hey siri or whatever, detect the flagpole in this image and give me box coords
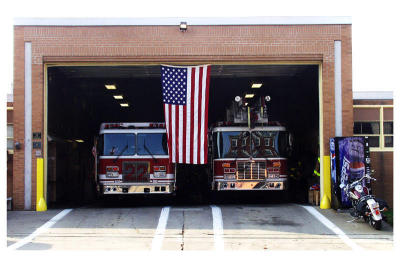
[161,64,211,69]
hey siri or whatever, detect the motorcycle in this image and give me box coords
[340,173,388,230]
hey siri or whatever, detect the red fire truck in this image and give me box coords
[209,96,292,191]
[94,122,175,195]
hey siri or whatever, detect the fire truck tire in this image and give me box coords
[280,190,290,203]
[98,195,113,207]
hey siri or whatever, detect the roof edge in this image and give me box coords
[353,91,393,100]
[14,16,352,26]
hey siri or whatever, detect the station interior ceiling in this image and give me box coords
[47,64,320,205]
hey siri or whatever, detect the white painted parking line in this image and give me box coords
[210,205,224,251]
[171,208,204,212]
[151,206,170,251]
[8,208,73,250]
[301,205,363,251]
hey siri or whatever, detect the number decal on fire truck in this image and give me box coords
[136,163,149,181]
[122,161,150,182]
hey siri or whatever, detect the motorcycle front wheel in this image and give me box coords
[369,217,382,230]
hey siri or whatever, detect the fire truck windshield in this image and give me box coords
[101,133,168,156]
[213,130,290,158]
[137,133,168,155]
[103,133,136,156]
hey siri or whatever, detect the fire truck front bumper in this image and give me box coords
[213,178,287,191]
[101,183,175,194]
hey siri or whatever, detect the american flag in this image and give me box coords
[161,64,211,164]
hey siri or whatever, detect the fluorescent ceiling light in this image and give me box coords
[113,95,123,99]
[120,103,129,107]
[75,139,84,143]
[251,83,263,88]
[105,84,117,90]
[245,94,254,98]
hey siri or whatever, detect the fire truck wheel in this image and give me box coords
[281,190,290,203]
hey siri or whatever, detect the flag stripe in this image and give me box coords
[204,66,211,163]
[175,105,179,163]
[197,67,204,164]
[182,105,187,164]
[190,67,196,164]
[193,67,200,164]
[200,66,207,164]
[186,68,192,164]
[171,105,176,163]
[178,105,183,163]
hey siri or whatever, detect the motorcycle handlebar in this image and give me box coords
[341,174,376,190]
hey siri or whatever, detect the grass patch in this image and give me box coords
[383,209,393,226]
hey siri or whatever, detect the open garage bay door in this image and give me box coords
[46,64,320,206]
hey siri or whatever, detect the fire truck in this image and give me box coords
[94,122,175,195]
[209,96,293,191]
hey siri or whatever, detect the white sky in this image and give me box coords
[0,0,399,94]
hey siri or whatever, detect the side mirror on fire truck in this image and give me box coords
[288,133,293,147]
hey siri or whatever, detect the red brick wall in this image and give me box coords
[352,98,393,208]
[13,26,25,210]
[353,99,393,105]
[370,151,393,208]
[13,24,352,209]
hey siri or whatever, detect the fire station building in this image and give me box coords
[12,17,384,210]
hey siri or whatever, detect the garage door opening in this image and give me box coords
[46,64,320,206]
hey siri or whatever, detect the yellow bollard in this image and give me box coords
[320,156,331,209]
[36,158,47,211]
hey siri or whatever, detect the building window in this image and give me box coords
[7,124,13,152]
[384,121,393,147]
[353,121,380,147]
[353,105,393,151]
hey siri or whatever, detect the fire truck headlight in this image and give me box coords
[154,171,166,178]
[224,174,236,180]
[106,166,119,178]
[106,171,119,178]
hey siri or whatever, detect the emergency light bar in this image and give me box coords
[100,122,166,130]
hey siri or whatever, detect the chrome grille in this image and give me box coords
[236,161,266,180]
